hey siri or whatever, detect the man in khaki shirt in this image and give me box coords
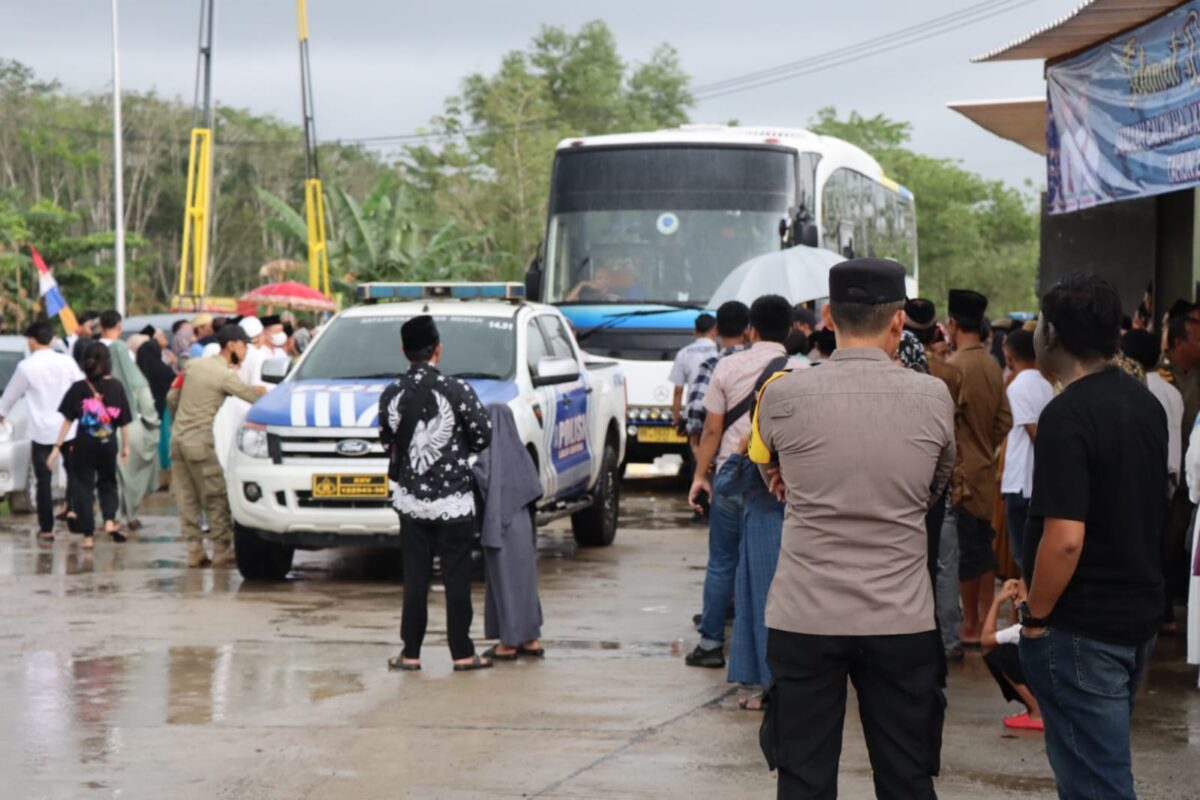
[755,259,954,799]
[946,289,1012,646]
[167,325,265,568]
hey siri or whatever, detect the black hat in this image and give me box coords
[140,324,157,337]
[829,258,906,305]
[217,323,251,346]
[401,315,440,353]
[260,314,282,328]
[904,298,937,330]
[948,289,988,321]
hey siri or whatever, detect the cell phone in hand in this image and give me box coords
[694,489,711,517]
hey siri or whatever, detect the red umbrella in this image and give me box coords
[240,281,336,312]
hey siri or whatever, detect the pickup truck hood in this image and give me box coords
[245,378,520,429]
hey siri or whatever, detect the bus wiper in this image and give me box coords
[576,308,681,343]
[451,372,506,380]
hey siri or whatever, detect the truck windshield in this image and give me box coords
[545,146,797,305]
[292,315,517,382]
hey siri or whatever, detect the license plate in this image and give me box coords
[312,474,389,499]
[637,426,687,444]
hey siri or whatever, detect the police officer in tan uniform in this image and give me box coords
[752,259,955,799]
[166,324,264,568]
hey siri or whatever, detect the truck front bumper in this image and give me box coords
[226,449,399,541]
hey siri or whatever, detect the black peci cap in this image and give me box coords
[217,323,251,346]
[829,258,907,305]
[260,314,282,328]
[904,298,937,330]
[948,289,988,321]
[401,315,440,353]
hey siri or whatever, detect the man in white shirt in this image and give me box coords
[260,315,289,360]
[0,321,83,539]
[1124,330,1185,492]
[1001,328,1054,570]
[669,313,717,430]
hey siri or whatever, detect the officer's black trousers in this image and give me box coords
[398,515,476,661]
[762,628,943,800]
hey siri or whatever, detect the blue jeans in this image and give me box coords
[935,506,961,652]
[1004,493,1030,572]
[1020,628,1156,800]
[699,457,745,649]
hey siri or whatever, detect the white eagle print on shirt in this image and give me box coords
[386,388,455,475]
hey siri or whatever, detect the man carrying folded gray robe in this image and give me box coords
[474,404,546,661]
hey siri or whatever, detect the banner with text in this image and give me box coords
[1047,1,1200,214]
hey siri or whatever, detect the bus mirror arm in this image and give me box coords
[525,256,544,302]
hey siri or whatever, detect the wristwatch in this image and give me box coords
[1017,601,1050,628]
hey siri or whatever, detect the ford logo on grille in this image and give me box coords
[335,439,372,457]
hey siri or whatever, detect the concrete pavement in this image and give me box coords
[0,484,1197,799]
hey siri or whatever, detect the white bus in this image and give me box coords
[525,124,918,465]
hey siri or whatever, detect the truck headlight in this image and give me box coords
[237,425,269,459]
[0,421,12,444]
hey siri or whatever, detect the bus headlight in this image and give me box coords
[237,425,269,459]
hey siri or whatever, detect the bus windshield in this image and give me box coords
[545,146,797,305]
[293,315,517,382]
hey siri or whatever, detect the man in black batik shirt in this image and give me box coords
[378,315,493,672]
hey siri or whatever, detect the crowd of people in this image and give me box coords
[669,263,1199,799]
[0,309,312,560]
[4,266,1200,796]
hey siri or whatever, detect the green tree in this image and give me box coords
[259,175,493,290]
[405,21,693,279]
[809,107,1040,315]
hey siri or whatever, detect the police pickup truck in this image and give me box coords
[226,283,628,580]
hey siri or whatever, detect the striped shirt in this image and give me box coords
[684,344,750,437]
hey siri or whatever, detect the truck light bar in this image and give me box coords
[355,282,526,302]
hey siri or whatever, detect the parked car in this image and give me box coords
[0,335,33,512]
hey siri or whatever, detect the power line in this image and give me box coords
[693,0,1038,101]
[692,0,1028,96]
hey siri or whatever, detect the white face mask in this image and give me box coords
[270,332,287,347]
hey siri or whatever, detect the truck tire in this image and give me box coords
[234,523,294,581]
[7,471,34,514]
[571,441,620,547]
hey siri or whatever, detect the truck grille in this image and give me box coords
[267,432,387,465]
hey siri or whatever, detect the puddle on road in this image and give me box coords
[4,642,372,766]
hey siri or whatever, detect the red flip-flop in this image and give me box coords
[1003,712,1044,731]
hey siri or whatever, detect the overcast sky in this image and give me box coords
[2,0,1080,192]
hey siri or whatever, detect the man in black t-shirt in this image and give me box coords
[1020,273,1166,800]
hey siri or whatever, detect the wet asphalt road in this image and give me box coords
[1,482,1198,799]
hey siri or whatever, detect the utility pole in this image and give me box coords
[179,0,216,307]
[111,0,126,315]
[297,0,330,296]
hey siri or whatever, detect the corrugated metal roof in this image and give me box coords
[973,0,1186,63]
[947,98,1049,155]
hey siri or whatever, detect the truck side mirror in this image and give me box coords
[531,356,579,387]
[525,257,544,302]
[261,357,291,385]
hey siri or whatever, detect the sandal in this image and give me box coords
[1003,712,1044,731]
[516,644,546,658]
[482,646,518,662]
[387,655,421,672]
[738,693,768,712]
[452,655,494,672]
[127,519,143,531]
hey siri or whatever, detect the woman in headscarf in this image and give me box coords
[100,328,160,532]
[136,333,177,473]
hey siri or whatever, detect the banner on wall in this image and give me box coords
[1048,1,1200,214]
